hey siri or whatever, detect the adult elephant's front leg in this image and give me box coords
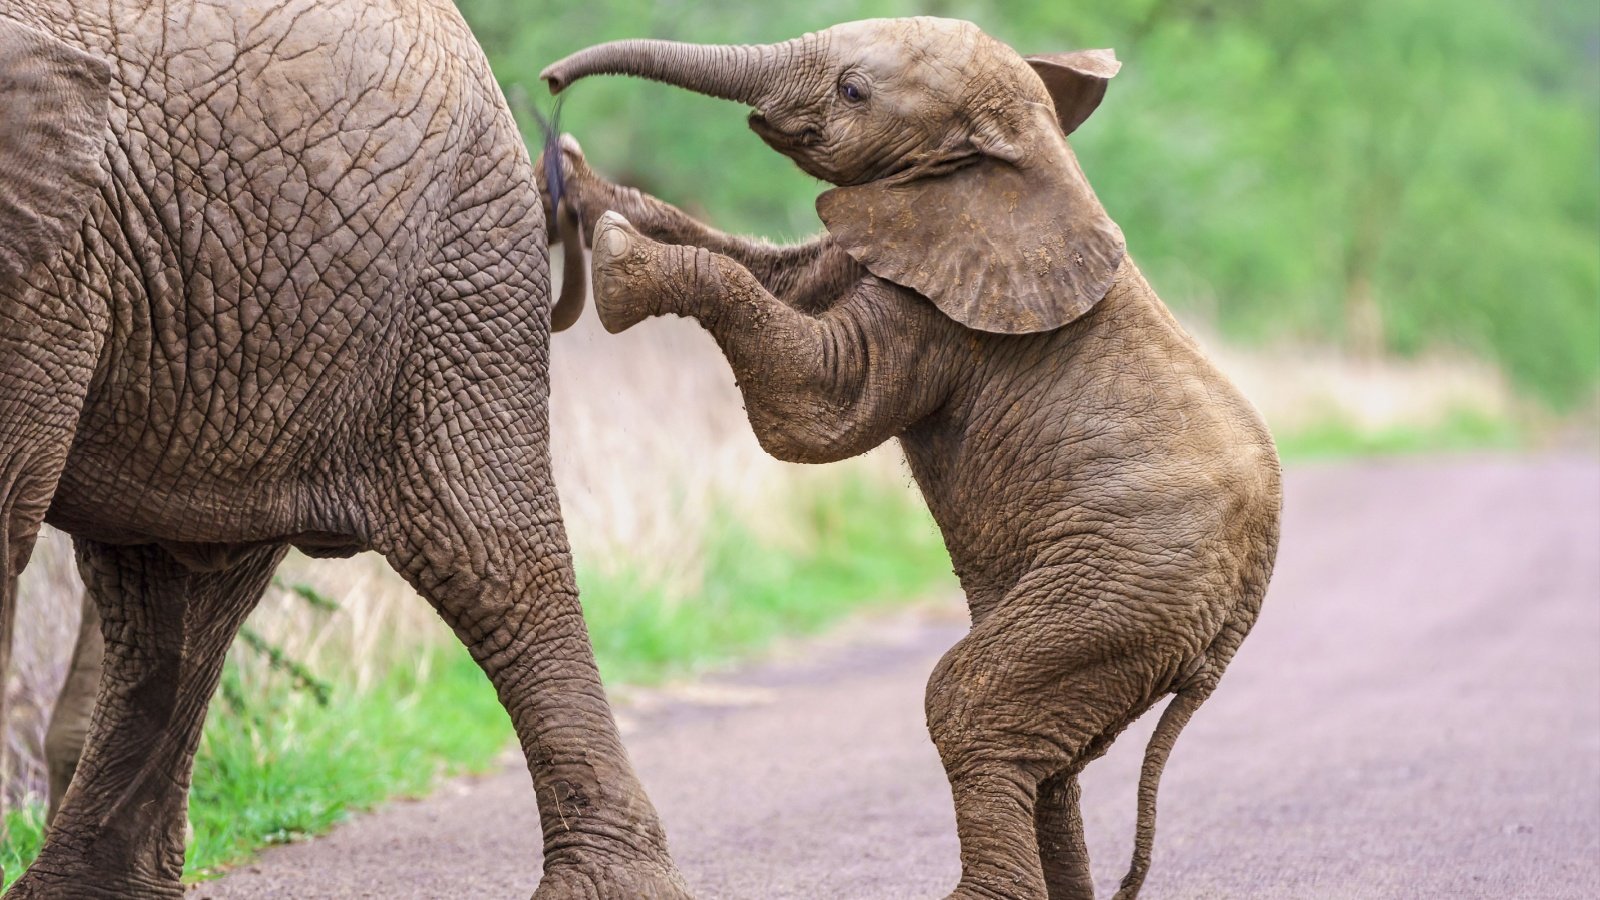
[375,450,686,899]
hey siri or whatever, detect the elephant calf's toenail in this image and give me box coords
[600,227,631,260]
[596,214,633,260]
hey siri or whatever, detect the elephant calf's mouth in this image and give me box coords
[747,112,822,149]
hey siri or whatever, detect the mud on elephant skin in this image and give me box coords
[0,2,685,897]
[543,16,1282,900]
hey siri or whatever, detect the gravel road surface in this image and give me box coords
[199,457,1600,899]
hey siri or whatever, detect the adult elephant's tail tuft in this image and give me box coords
[1111,676,1219,900]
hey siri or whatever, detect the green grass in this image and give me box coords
[1274,408,1526,461]
[582,475,954,685]
[183,644,513,879]
[0,806,46,889]
[1,643,513,889]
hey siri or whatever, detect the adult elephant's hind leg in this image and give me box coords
[377,461,686,900]
[1036,772,1096,900]
[10,541,285,898]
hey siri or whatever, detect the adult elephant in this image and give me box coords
[0,1,684,897]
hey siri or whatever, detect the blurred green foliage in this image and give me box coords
[0,805,45,889]
[1274,406,1524,460]
[460,0,1599,408]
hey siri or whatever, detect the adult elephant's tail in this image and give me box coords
[549,198,588,332]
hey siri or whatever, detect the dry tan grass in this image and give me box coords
[548,306,909,595]
[1203,332,1514,436]
[4,528,81,805]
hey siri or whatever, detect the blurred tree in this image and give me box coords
[459,0,1600,408]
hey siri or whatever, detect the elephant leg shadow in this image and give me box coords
[44,592,103,829]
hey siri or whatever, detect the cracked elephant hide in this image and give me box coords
[0,1,686,898]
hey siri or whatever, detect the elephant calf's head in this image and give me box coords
[542,17,1126,334]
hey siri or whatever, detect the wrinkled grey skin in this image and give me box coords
[541,17,1281,900]
[0,2,686,897]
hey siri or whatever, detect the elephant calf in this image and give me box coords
[540,17,1282,900]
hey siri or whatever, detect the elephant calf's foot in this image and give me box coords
[943,881,1041,900]
[591,211,710,333]
[591,211,659,332]
[534,855,693,900]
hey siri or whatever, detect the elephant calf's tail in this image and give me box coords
[1111,675,1219,900]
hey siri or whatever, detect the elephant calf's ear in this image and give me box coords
[817,103,1124,335]
[0,19,112,283]
[1025,49,1119,135]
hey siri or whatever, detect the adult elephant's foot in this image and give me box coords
[534,855,693,900]
[4,864,184,900]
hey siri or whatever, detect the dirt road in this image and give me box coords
[199,457,1600,899]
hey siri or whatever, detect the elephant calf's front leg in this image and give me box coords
[590,212,949,464]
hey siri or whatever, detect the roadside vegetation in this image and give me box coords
[4,0,1595,888]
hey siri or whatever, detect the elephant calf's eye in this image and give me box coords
[840,80,866,103]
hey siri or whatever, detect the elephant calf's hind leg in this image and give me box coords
[1036,772,1096,900]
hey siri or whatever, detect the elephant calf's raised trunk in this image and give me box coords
[540,38,794,108]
